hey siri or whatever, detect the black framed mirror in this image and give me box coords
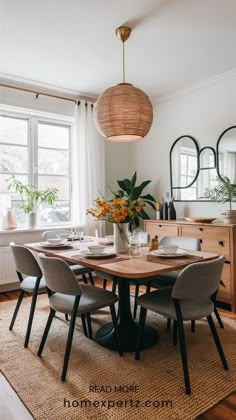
[170,135,199,201]
[170,136,218,201]
[199,147,216,169]
[216,126,236,185]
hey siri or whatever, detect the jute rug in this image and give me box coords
[0,295,236,420]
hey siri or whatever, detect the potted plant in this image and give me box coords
[7,176,58,228]
[204,176,236,224]
[115,172,156,228]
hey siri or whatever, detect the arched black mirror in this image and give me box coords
[170,135,199,200]
[217,126,236,184]
[199,147,216,169]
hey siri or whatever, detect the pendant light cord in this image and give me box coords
[123,42,125,83]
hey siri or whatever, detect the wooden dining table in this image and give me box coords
[25,237,219,352]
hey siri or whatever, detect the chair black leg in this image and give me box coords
[177,318,191,395]
[88,272,95,285]
[82,274,88,284]
[112,279,117,294]
[86,313,93,339]
[81,314,88,337]
[38,308,55,356]
[61,297,80,382]
[191,320,195,333]
[173,320,178,345]
[207,315,228,370]
[65,314,69,321]
[9,289,25,330]
[214,307,224,329]
[135,307,147,360]
[133,284,140,319]
[110,304,123,357]
[24,279,41,348]
[167,318,171,331]
[103,279,107,289]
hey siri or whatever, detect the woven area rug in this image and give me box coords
[0,295,236,420]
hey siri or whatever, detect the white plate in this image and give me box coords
[79,249,116,258]
[151,249,187,258]
[40,241,69,248]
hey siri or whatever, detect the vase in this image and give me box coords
[113,223,129,253]
[1,208,17,230]
[28,212,37,229]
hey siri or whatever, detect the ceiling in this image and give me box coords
[1,0,235,100]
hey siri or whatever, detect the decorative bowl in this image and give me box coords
[184,217,216,223]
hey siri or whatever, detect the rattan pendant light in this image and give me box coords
[93,26,153,142]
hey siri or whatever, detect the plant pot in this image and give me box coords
[113,223,129,253]
[223,210,236,224]
[28,213,37,229]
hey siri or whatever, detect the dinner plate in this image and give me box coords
[79,249,116,258]
[40,241,69,248]
[151,249,187,258]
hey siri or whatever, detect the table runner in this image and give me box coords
[147,254,203,266]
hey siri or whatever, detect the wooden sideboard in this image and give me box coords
[144,219,236,312]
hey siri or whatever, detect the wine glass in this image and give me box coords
[77,227,85,249]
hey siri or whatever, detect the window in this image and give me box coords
[0,114,71,227]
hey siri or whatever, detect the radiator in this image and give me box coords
[0,246,18,286]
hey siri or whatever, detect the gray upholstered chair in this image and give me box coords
[135,256,228,395]
[133,235,224,331]
[42,230,95,286]
[9,243,47,348]
[42,230,71,241]
[38,254,122,381]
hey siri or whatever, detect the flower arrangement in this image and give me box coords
[86,195,145,224]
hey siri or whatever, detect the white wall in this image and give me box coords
[131,72,236,219]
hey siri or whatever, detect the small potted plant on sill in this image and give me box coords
[203,176,236,224]
[7,176,58,229]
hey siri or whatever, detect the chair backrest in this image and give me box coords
[159,236,200,251]
[39,254,82,296]
[172,256,225,300]
[10,243,42,277]
[42,230,71,241]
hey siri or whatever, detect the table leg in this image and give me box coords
[95,277,159,352]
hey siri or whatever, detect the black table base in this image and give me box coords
[96,321,159,352]
[95,274,160,352]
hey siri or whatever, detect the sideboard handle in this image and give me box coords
[200,239,203,244]
[199,228,203,231]
[219,241,224,246]
[158,225,162,227]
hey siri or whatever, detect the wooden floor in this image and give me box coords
[1,285,236,420]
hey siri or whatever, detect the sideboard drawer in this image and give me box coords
[181,225,230,242]
[181,225,230,259]
[217,263,231,302]
[200,239,230,260]
[144,222,178,240]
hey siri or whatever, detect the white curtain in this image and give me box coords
[71,100,105,236]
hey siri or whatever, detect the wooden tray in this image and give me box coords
[184,217,216,223]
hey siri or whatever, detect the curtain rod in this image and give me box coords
[0,83,94,106]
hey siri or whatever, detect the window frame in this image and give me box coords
[0,107,73,227]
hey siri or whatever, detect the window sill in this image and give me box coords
[0,225,72,234]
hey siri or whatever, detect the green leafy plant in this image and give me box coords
[7,176,58,214]
[203,176,236,209]
[114,172,156,227]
